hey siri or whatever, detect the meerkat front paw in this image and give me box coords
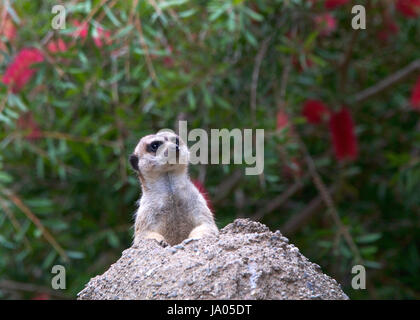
[134,231,168,247]
[188,224,219,240]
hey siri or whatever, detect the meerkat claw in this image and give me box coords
[157,239,169,248]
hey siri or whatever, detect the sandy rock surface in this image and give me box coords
[77,219,349,300]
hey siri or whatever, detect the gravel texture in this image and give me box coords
[77,219,349,300]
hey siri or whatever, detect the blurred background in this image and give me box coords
[0,0,419,299]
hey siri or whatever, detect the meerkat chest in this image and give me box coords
[157,194,194,245]
[138,175,199,244]
[151,182,195,240]
[163,185,195,220]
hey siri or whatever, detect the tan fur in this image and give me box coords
[131,131,218,246]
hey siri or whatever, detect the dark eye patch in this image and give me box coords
[147,140,163,153]
[129,154,139,171]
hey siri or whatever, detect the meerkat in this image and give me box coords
[129,131,219,246]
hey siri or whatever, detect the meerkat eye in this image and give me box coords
[147,141,163,153]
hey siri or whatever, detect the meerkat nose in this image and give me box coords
[129,154,139,171]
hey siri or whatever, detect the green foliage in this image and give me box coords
[0,0,419,299]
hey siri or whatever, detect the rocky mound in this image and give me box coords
[77,219,349,300]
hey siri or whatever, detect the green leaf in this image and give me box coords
[8,94,27,111]
[0,234,15,249]
[244,30,257,47]
[66,251,85,259]
[364,261,382,269]
[187,90,196,110]
[356,233,382,244]
[361,246,378,256]
[242,6,263,22]
[42,250,57,269]
[104,5,121,26]
[0,113,13,126]
[107,231,120,248]
[209,2,230,21]
[0,172,13,183]
[304,31,318,50]
[158,0,189,9]
[114,25,134,38]
[178,9,197,18]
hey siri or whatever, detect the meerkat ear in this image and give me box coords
[129,154,139,171]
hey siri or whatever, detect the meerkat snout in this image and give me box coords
[130,131,219,246]
[129,154,139,171]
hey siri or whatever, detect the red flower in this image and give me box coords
[314,13,337,36]
[71,20,88,39]
[276,110,289,130]
[329,108,358,161]
[31,293,50,300]
[2,48,44,93]
[17,112,42,141]
[410,76,420,111]
[162,45,174,67]
[163,56,174,67]
[377,18,399,43]
[302,100,330,124]
[191,179,214,212]
[325,0,350,10]
[93,26,112,48]
[47,38,68,53]
[396,0,420,18]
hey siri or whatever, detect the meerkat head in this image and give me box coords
[129,131,189,178]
